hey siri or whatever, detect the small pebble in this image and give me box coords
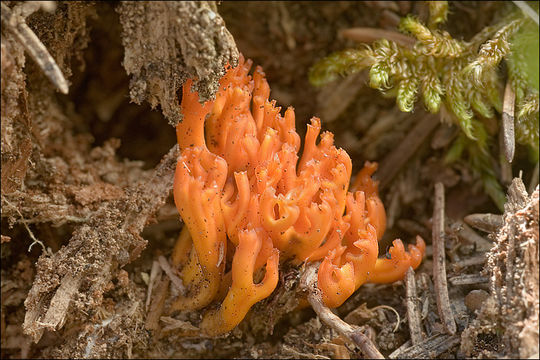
[465,289,489,312]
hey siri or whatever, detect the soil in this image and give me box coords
[1,1,538,359]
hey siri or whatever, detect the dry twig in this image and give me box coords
[389,333,460,359]
[300,263,385,359]
[1,2,68,94]
[448,274,489,286]
[405,267,424,345]
[432,182,457,335]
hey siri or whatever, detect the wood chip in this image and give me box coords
[463,213,503,233]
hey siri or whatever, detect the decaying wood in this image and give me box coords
[432,182,457,335]
[461,179,539,358]
[300,263,385,359]
[23,145,179,343]
[117,1,238,126]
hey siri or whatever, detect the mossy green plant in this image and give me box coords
[309,1,539,211]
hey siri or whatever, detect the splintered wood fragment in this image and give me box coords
[157,255,185,295]
[377,114,439,190]
[146,260,161,312]
[464,213,503,233]
[40,274,81,332]
[145,275,170,332]
[448,274,489,286]
[389,333,460,359]
[502,80,515,162]
[506,177,529,212]
[300,263,385,359]
[1,3,68,94]
[340,27,416,48]
[160,316,200,336]
[432,182,457,335]
[405,267,424,345]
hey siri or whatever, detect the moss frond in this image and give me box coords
[397,77,419,112]
[309,2,538,210]
[465,18,523,86]
[308,48,374,87]
[428,1,449,29]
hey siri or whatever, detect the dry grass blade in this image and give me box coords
[300,263,385,359]
[432,182,457,335]
[1,2,68,94]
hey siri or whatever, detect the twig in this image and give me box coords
[512,1,539,24]
[404,268,424,345]
[376,114,439,190]
[300,263,385,359]
[448,274,489,286]
[451,253,487,271]
[432,183,457,335]
[340,27,416,48]
[502,80,515,163]
[463,213,503,233]
[389,333,460,359]
[1,2,69,94]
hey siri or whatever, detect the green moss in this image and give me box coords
[308,1,539,210]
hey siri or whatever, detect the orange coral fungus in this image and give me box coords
[172,55,425,335]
